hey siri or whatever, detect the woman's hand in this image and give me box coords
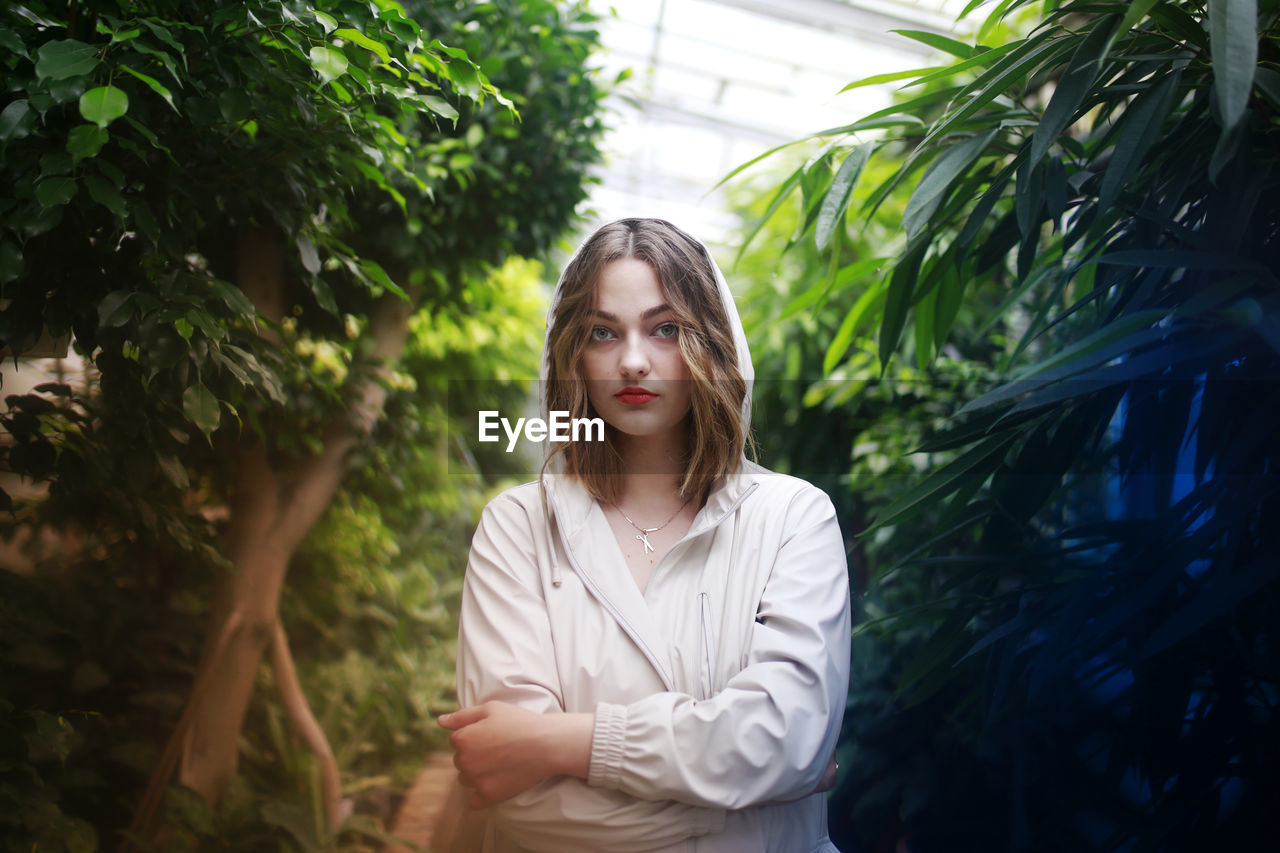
[439,702,594,807]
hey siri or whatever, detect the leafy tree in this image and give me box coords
[1,0,604,845]
[743,0,1278,849]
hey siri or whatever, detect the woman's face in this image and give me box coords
[581,257,692,444]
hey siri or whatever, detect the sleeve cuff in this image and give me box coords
[588,701,628,789]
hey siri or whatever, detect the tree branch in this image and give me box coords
[130,609,245,844]
[236,226,287,337]
[270,619,348,835]
[276,290,414,549]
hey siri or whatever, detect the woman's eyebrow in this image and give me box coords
[589,304,673,322]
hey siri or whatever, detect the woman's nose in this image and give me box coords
[619,333,650,377]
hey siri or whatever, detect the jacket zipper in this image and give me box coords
[698,592,713,700]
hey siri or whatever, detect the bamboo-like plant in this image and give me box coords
[743,1,1278,849]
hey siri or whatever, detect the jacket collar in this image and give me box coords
[539,460,761,540]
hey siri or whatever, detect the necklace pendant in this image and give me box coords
[636,532,656,554]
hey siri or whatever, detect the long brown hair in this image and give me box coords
[543,218,749,504]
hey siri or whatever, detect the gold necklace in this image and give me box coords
[610,498,691,555]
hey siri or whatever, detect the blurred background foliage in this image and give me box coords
[736,0,1278,850]
[1,0,598,848]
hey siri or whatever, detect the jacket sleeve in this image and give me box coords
[586,485,852,810]
[456,495,727,851]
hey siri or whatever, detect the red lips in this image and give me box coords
[615,386,658,405]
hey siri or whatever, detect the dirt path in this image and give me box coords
[382,752,487,853]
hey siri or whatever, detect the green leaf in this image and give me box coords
[186,309,226,342]
[783,255,886,322]
[1150,3,1210,49]
[868,432,1017,532]
[66,124,108,163]
[139,20,186,67]
[794,143,837,243]
[823,277,887,375]
[1014,158,1041,238]
[0,27,26,58]
[357,259,405,299]
[838,65,946,93]
[130,39,183,87]
[815,143,873,252]
[932,264,964,348]
[211,349,253,387]
[99,290,134,326]
[124,116,172,157]
[961,309,1171,413]
[312,10,338,33]
[84,176,128,218]
[416,94,459,121]
[1000,333,1234,420]
[0,99,32,142]
[915,286,936,367]
[1098,72,1180,212]
[0,241,24,283]
[1083,249,1268,273]
[174,317,193,340]
[35,177,76,207]
[309,46,348,84]
[735,164,803,264]
[897,40,1021,91]
[156,453,190,490]
[119,64,178,112]
[1140,558,1277,660]
[209,279,256,320]
[956,170,1011,251]
[880,243,927,371]
[79,86,129,128]
[976,0,1020,44]
[916,35,1067,150]
[217,89,251,123]
[1028,20,1111,168]
[903,130,996,239]
[182,384,221,437]
[109,27,142,45]
[1095,3,1157,64]
[297,234,321,274]
[1208,0,1258,133]
[891,29,974,59]
[35,39,99,80]
[333,28,391,64]
[1044,155,1067,224]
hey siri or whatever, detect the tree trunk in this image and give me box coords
[132,228,414,838]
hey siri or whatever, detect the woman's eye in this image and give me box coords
[590,326,615,342]
[655,322,678,338]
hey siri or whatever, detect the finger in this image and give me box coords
[438,705,487,730]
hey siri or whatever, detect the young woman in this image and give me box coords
[440,218,851,852]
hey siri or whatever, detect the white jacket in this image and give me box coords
[456,461,851,852]
[456,222,850,851]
